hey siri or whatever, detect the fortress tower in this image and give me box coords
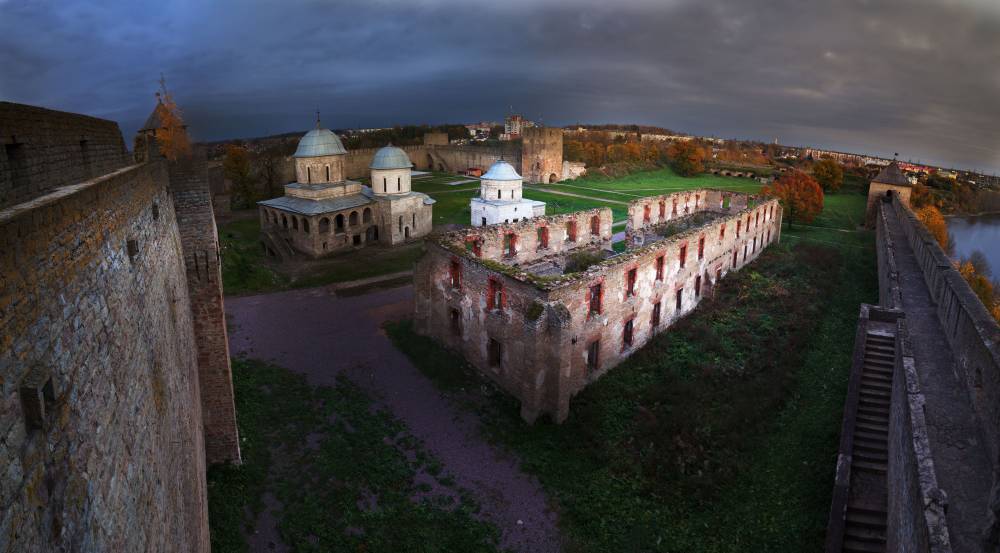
[521,126,563,184]
[865,161,912,226]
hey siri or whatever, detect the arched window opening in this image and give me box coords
[363,208,372,224]
[282,215,288,229]
[292,217,299,230]
[335,214,345,232]
[349,211,359,226]
[303,219,310,233]
[319,217,330,233]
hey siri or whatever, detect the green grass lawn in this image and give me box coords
[385,190,876,552]
[562,166,763,193]
[207,360,502,553]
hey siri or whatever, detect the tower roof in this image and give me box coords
[482,159,521,181]
[873,161,911,187]
[294,127,347,158]
[370,144,413,169]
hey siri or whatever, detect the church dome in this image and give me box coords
[482,160,521,181]
[370,144,413,169]
[294,127,347,158]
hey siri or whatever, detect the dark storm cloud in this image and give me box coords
[1,0,998,171]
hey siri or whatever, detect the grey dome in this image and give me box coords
[482,160,521,181]
[294,127,347,158]
[370,144,413,169]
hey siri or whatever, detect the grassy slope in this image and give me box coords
[386,190,875,552]
[207,360,502,553]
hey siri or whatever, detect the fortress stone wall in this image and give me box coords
[0,160,209,552]
[413,190,781,422]
[1,102,238,552]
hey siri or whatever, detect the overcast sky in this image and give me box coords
[1,0,999,172]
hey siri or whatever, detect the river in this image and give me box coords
[947,213,1000,275]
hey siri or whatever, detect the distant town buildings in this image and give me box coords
[500,113,535,141]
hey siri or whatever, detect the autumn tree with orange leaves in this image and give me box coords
[152,77,191,161]
[667,140,704,177]
[915,205,948,250]
[761,171,823,229]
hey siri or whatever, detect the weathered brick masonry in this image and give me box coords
[414,190,782,422]
[0,160,209,552]
[167,151,241,465]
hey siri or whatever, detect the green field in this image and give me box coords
[207,360,502,553]
[386,189,876,552]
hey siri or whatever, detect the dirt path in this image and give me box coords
[226,285,562,553]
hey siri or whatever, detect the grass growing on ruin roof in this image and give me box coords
[385,191,877,552]
[206,359,503,553]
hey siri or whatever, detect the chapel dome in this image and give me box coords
[294,127,347,158]
[482,160,521,181]
[370,144,413,170]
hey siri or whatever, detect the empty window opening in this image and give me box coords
[450,308,461,336]
[698,236,705,260]
[487,279,504,310]
[679,245,687,268]
[736,220,741,238]
[658,201,665,218]
[326,165,330,181]
[655,255,664,281]
[537,226,549,249]
[626,268,637,298]
[292,217,299,230]
[675,288,683,311]
[589,283,603,316]
[449,259,462,289]
[489,338,504,370]
[732,249,738,268]
[481,217,487,226]
[643,204,651,223]
[622,319,634,349]
[671,199,677,216]
[466,238,483,257]
[398,216,403,232]
[590,216,600,236]
[127,239,139,262]
[566,221,577,242]
[383,177,387,191]
[503,233,517,257]
[695,275,702,297]
[19,375,55,432]
[652,302,661,327]
[498,190,502,199]
[319,217,330,232]
[397,177,401,192]
[349,211,359,226]
[306,166,311,183]
[587,340,600,373]
[6,141,28,188]
[303,219,310,233]
[335,214,345,232]
[743,243,747,261]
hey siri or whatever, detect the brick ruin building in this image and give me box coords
[1,101,239,552]
[413,189,782,422]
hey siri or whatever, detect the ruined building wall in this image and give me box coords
[0,161,210,552]
[414,196,782,422]
[167,150,241,465]
[521,127,563,184]
[0,102,129,209]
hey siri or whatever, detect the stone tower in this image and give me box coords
[866,161,912,226]
[521,127,563,184]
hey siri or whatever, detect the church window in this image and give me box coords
[383,177,387,192]
[335,214,345,232]
[498,190,502,199]
[326,165,330,181]
[363,208,372,224]
[303,219,310,233]
[319,218,329,232]
[306,166,311,183]
[397,177,401,192]
[292,217,299,230]
[349,211,359,226]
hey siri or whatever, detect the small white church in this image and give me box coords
[470,159,545,226]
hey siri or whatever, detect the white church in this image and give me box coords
[470,159,545,226]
